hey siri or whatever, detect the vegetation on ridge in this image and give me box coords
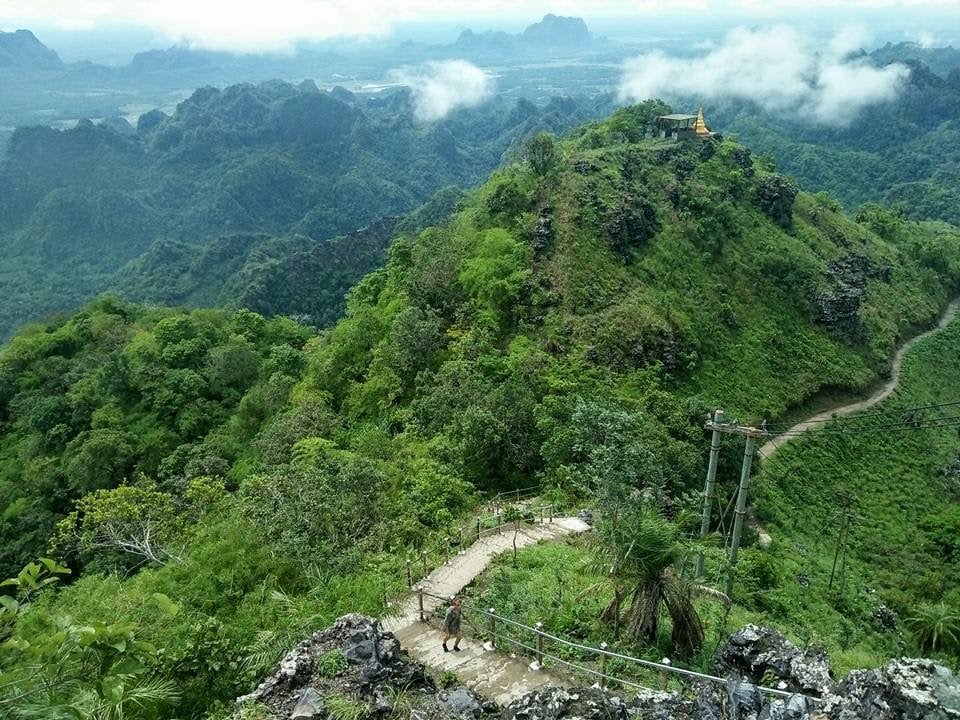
[2,104,960,718]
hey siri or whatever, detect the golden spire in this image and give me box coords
[694,106,711,137]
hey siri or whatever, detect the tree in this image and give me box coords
[54,483,185,568]
[524,131,558,177]
[502,504,526,565]
[591,503,725,656]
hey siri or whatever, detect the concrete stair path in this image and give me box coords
[382,516,591,705]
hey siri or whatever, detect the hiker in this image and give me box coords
[441,597,463,652]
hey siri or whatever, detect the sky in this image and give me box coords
[2,0,959,53]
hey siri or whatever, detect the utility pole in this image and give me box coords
[697,415,767,600]
[726,433,757,600]
[829,491,855,591]
[696,409,725,578]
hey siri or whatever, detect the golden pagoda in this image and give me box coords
[694,106,712,137]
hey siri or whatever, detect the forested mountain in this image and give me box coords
[0,82,613,339]
[719,53,960,225]
[2,105,959,718]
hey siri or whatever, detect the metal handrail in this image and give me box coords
[489,485,541,508]
[404,505,556,588]
[412,587,816,704]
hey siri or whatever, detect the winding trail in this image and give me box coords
[759,297,960,459]
[382,517,590,705]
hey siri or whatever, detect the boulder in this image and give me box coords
[291,687,324,719]
[442,686,486,717]
[716,625,834,696]
[236,614,432,719]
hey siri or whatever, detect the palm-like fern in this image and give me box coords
[906,602,960,653]
[590,504,727,656]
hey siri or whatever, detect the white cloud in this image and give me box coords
[617,25,909,126]
[1,1,958,53]
[389,60,495,122]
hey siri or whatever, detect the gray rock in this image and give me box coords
[502,686,630,720]
[236,614,431,719]
[812,255,889,342]
[819,658,960,719]
[716,625,834,696]
[533,206,554,252]
[759,694,812,720]
[443,686,484,717]
[291,687,324,720]
[727,676,762,719]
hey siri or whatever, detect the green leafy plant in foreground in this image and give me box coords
[0,560,180,719]
[906,602,960,654]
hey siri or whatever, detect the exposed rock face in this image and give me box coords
[715,624,835,696]
[503,687,631,720]
[820,658,960,719]
[236,614,436,719]
[756,174,798,229]
[501,681,813,720]
[812,255,888,341]
[533,205,554,252]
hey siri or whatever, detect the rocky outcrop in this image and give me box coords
[237,614,438,719]
[812,255,889,341]
[820,658,960,719]
[716,624,834,696]
[756,174,798,229]
[533,206,554,253]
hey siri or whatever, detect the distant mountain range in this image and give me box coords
[455,13,593,51]
[0,78,615,339]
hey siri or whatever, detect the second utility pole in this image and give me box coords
[726,433,758,600]
[695,409,724,578]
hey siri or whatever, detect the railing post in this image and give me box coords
[497,513,503,534]
[445,538,451,563]
[599,642,608,688]
[535,621,544,666]
[488,608,497,647]
[416,586,425,622]
[476,516,481,540]
[549,504,554,523]
[458,527,463,549]
[421,551,427,578]
[659,657,671,692]
[405,559,412,588]
[539,506,544,524]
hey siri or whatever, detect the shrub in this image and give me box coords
[317,649,349,678]
[438,670,460,688]
[906,602,960,653]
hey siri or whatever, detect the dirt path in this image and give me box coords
[382,517,590,705]
[759,297,960,459]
